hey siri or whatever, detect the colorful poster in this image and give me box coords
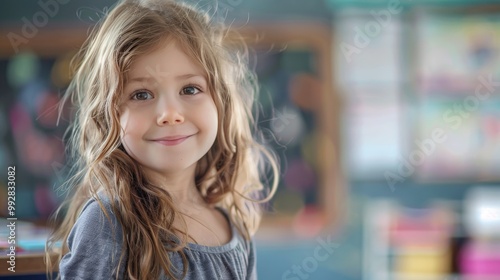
[415,96,500,181]
[417,13,500,93]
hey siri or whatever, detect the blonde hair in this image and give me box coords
[45,0,279,279]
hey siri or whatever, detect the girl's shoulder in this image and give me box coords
[79,192,115,212]
[72,194,124,241]
[59,195,126,279]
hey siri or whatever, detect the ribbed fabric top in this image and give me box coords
[59,196,257,279]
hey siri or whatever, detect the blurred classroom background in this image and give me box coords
[1,0,500,279]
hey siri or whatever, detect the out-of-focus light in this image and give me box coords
[465,187,500,238]
[270,105,305,147]
[289,73,321,112]
[479,207,500,222]
[284,158,316,192]
[7,52,40,89]
[51,51,75,88]
[292,205,325,238]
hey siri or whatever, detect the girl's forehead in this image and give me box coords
[126,40,206,80]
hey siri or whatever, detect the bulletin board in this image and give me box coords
[240,22,344,237]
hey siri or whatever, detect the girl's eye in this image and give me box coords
[181,86,201,95]
[132,91,153,100]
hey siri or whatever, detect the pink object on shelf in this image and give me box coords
[460,241,500,276]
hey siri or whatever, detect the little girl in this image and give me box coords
[45,0,278,279]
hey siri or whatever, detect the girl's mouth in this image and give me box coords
[151,135,192,146]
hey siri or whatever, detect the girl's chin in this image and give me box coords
[140,163,198,176]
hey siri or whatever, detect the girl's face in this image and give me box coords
[119,40,218,177]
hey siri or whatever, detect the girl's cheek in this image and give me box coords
[119,109,132,131]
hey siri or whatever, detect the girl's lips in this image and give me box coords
[152,135,191,146]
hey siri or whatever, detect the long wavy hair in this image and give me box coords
[45,0,279,279]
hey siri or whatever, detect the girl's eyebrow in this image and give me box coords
[128,76,155,83]
[175,73,206,80]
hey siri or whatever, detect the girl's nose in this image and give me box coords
[157,99,185,126]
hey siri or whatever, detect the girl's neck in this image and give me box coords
[170,186,207,209]
[143,165,206,207]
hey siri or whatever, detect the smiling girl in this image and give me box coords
[45,0,278,279]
